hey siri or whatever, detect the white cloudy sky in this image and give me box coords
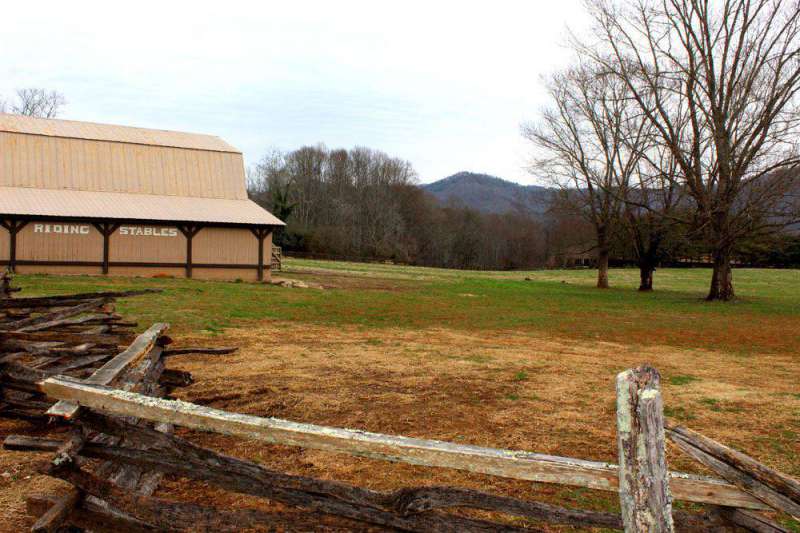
[0,1,591,184]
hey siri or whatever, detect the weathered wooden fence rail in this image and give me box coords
[38,373,766,512]
[2,274,798,532]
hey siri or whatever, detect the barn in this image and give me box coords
[0,113,283,281]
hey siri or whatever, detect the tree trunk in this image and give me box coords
[596,247,610,289]
[638,263,654,292]
[595,226,610,289]
[707,248,734,301]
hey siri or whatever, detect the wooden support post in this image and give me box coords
[616,365,675,532]
[257,229,266,281]
[92,223,121,275]
[184,226,192,279]
[178,225,202,279]
[2,219,29,273]
[250,227,272,281]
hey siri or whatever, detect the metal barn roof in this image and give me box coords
[0,186,284,227]
[0,113,240,153]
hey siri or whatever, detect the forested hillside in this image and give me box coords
[423,172,553,215]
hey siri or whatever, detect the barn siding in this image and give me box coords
[0,226,9,261]
[3,221,269,281]
[191,267,260,281]
[0,132,247,200]
[192,227,259,265]
[15,265,101,276]
[16,222,103,262]
[110,225,187,263]
[107,266,187,279]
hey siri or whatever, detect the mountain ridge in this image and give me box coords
[423,171,555,215]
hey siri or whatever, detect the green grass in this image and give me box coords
[781,517,800,533]
[10,261,800,355]
[668,375,700,386]
[663,405,696,421]
[699,397,723,412]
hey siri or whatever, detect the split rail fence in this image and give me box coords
[1,272,798,532]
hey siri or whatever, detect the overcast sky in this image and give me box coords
[0,1,591,185]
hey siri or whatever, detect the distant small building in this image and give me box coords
[547,245,594,268]
[0,114,283,281]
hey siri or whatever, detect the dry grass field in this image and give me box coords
[1,260,799,531]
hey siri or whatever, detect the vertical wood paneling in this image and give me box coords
[107,266,186,278]
[0,226,9,260]
[97,141,112,189]
[191,267,259,281]
[0,132,246,199]
[12,133,24,185]
[163,147,177,195]
[123,143,136,193]
[60,137,72,189]
[4,221,266,281]
[110,225,187,263]
[16,223,103,262]
[15,265,101,276]
[210,153,224,198]
[200,152,214,197]
[0,134,12,181]
[71,138,83,190]
[111,142,124,191]
[175,149,189,197]
[192,227,258,264]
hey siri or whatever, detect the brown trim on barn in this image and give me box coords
[0,260,269,270]
[1,219,29,273]
[177,224,204,279]
[92,222,122,274]
[250,227,273,281]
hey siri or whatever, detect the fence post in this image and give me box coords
[616,365,675,532]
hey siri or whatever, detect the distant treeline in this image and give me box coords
[246,145,576,270]
[247,145,800,271]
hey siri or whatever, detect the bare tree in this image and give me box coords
[622,144,690,291]
[524,62,650,288]
[11,88,66,118]
[581,0,800,300]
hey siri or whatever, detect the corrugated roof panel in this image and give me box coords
[0,113,240,153]
[0,186,284,226]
